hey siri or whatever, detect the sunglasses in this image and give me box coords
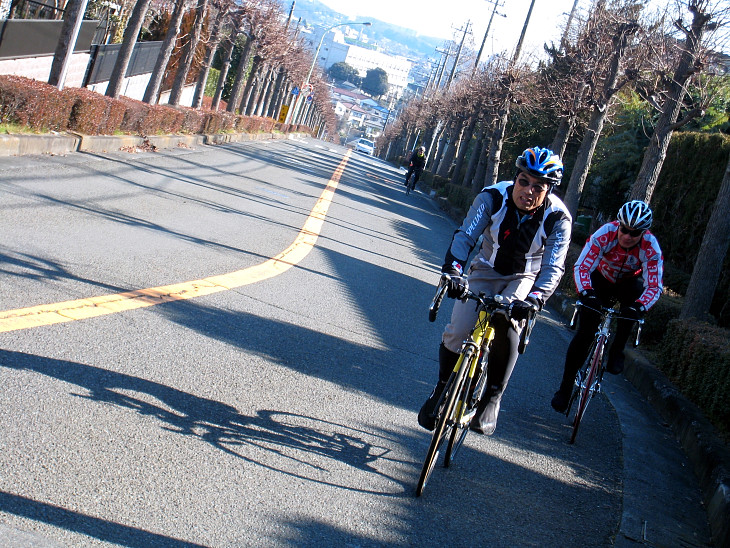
[516,179,550,193]
[619,225,644,237]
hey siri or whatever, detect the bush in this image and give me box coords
[0,75,71,131]
[659,319,730,437]
[0,75,303,139]
[67,88,125,135]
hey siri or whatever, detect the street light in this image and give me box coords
[285,21,372,126]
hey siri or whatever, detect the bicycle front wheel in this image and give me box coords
[444,347,480,467]
[570,339,604,444]
[416,367,465,496]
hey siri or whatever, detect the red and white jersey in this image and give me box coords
[574,221,664,310]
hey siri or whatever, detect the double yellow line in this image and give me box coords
[0,151,351,333]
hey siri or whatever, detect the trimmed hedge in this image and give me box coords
[0,75,306,138]
[651,132,730,327]
[0,75,71,131]
[659,319,730,437]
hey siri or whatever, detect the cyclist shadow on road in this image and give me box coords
[0,348,406,496]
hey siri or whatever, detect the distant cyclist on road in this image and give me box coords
[405,146,426,189]
[418,146,572,436]
[551,200,664,413]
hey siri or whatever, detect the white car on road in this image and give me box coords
[354,138,375,156]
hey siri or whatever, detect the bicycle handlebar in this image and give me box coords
[428,274,538,353]
[571,300,645,346]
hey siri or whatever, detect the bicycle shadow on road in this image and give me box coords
[0,348,407,496]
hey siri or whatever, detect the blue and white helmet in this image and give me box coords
[515,147,564,185]
[618,200,653,230]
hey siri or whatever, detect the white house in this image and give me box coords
[315,29,412,98]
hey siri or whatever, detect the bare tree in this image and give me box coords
[562,0,642,219]
[630,0,729,202]
[168,0,209,105]
[105,0,153,99]
[191,0,233,109]
[48,0,88,89]
[142,0,189,104]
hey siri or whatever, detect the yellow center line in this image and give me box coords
[0,150,352,333]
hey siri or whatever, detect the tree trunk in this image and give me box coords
[471,131,493,193]
[437,121,462,178]
[227,36,253,113]
[550,115,575,159]
[450,114,478,185]
[168,0,208,106]
[484,98,511,188]
[240,55,261,114]
[48,0,87,89]
[258,66,276,117]
[463,119,486,188]
[563,22,634,218]
[630,7,709,203]
[191,12,226,109]
[562,107,609,218]
[679,152,730,322]
[142,0,187,105]
[211,36,235,111]
[105,0,153,99]
[267,67,286,118]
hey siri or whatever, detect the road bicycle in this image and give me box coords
[415,274,536,496]
[404,171,421,195]
[563,301,644,444]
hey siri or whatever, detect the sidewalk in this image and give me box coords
[548,291,730,547]
[415,183,730,546]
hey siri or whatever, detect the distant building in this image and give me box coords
[313,28,412,99]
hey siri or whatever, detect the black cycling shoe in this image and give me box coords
[418,381,445,431]
[551,389,571,413]
[470,400,500,436]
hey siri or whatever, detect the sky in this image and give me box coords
[305,0,723,62]
[310,0,594,62]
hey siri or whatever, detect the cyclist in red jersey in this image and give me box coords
[551,200,664,413]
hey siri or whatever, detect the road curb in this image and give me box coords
[0,131,299,157]
[548,291,730,547]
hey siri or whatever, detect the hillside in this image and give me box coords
[278,0,443,61]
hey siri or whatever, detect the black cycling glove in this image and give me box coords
[442,260,468,300]
[509,297,539,321]
[580,289,602,312]
[620,301,645,320]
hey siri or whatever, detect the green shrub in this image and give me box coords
[659,319,730,437]
[444,183,476,214]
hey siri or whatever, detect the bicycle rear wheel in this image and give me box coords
[416,367,465,496]
[444,348,481,467]
[569,339,604,444]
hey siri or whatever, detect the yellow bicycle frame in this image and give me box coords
[452,309,497,376]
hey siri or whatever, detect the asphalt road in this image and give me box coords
[0,138,712,547]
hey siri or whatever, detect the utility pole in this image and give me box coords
[285,1,295,31]
[472,0,505,75]
[511,0,535,64]
[433,43,453,91]
[559,0,581,52]
[444,20,471,91]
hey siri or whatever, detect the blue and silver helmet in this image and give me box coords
[515,147,564,185]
